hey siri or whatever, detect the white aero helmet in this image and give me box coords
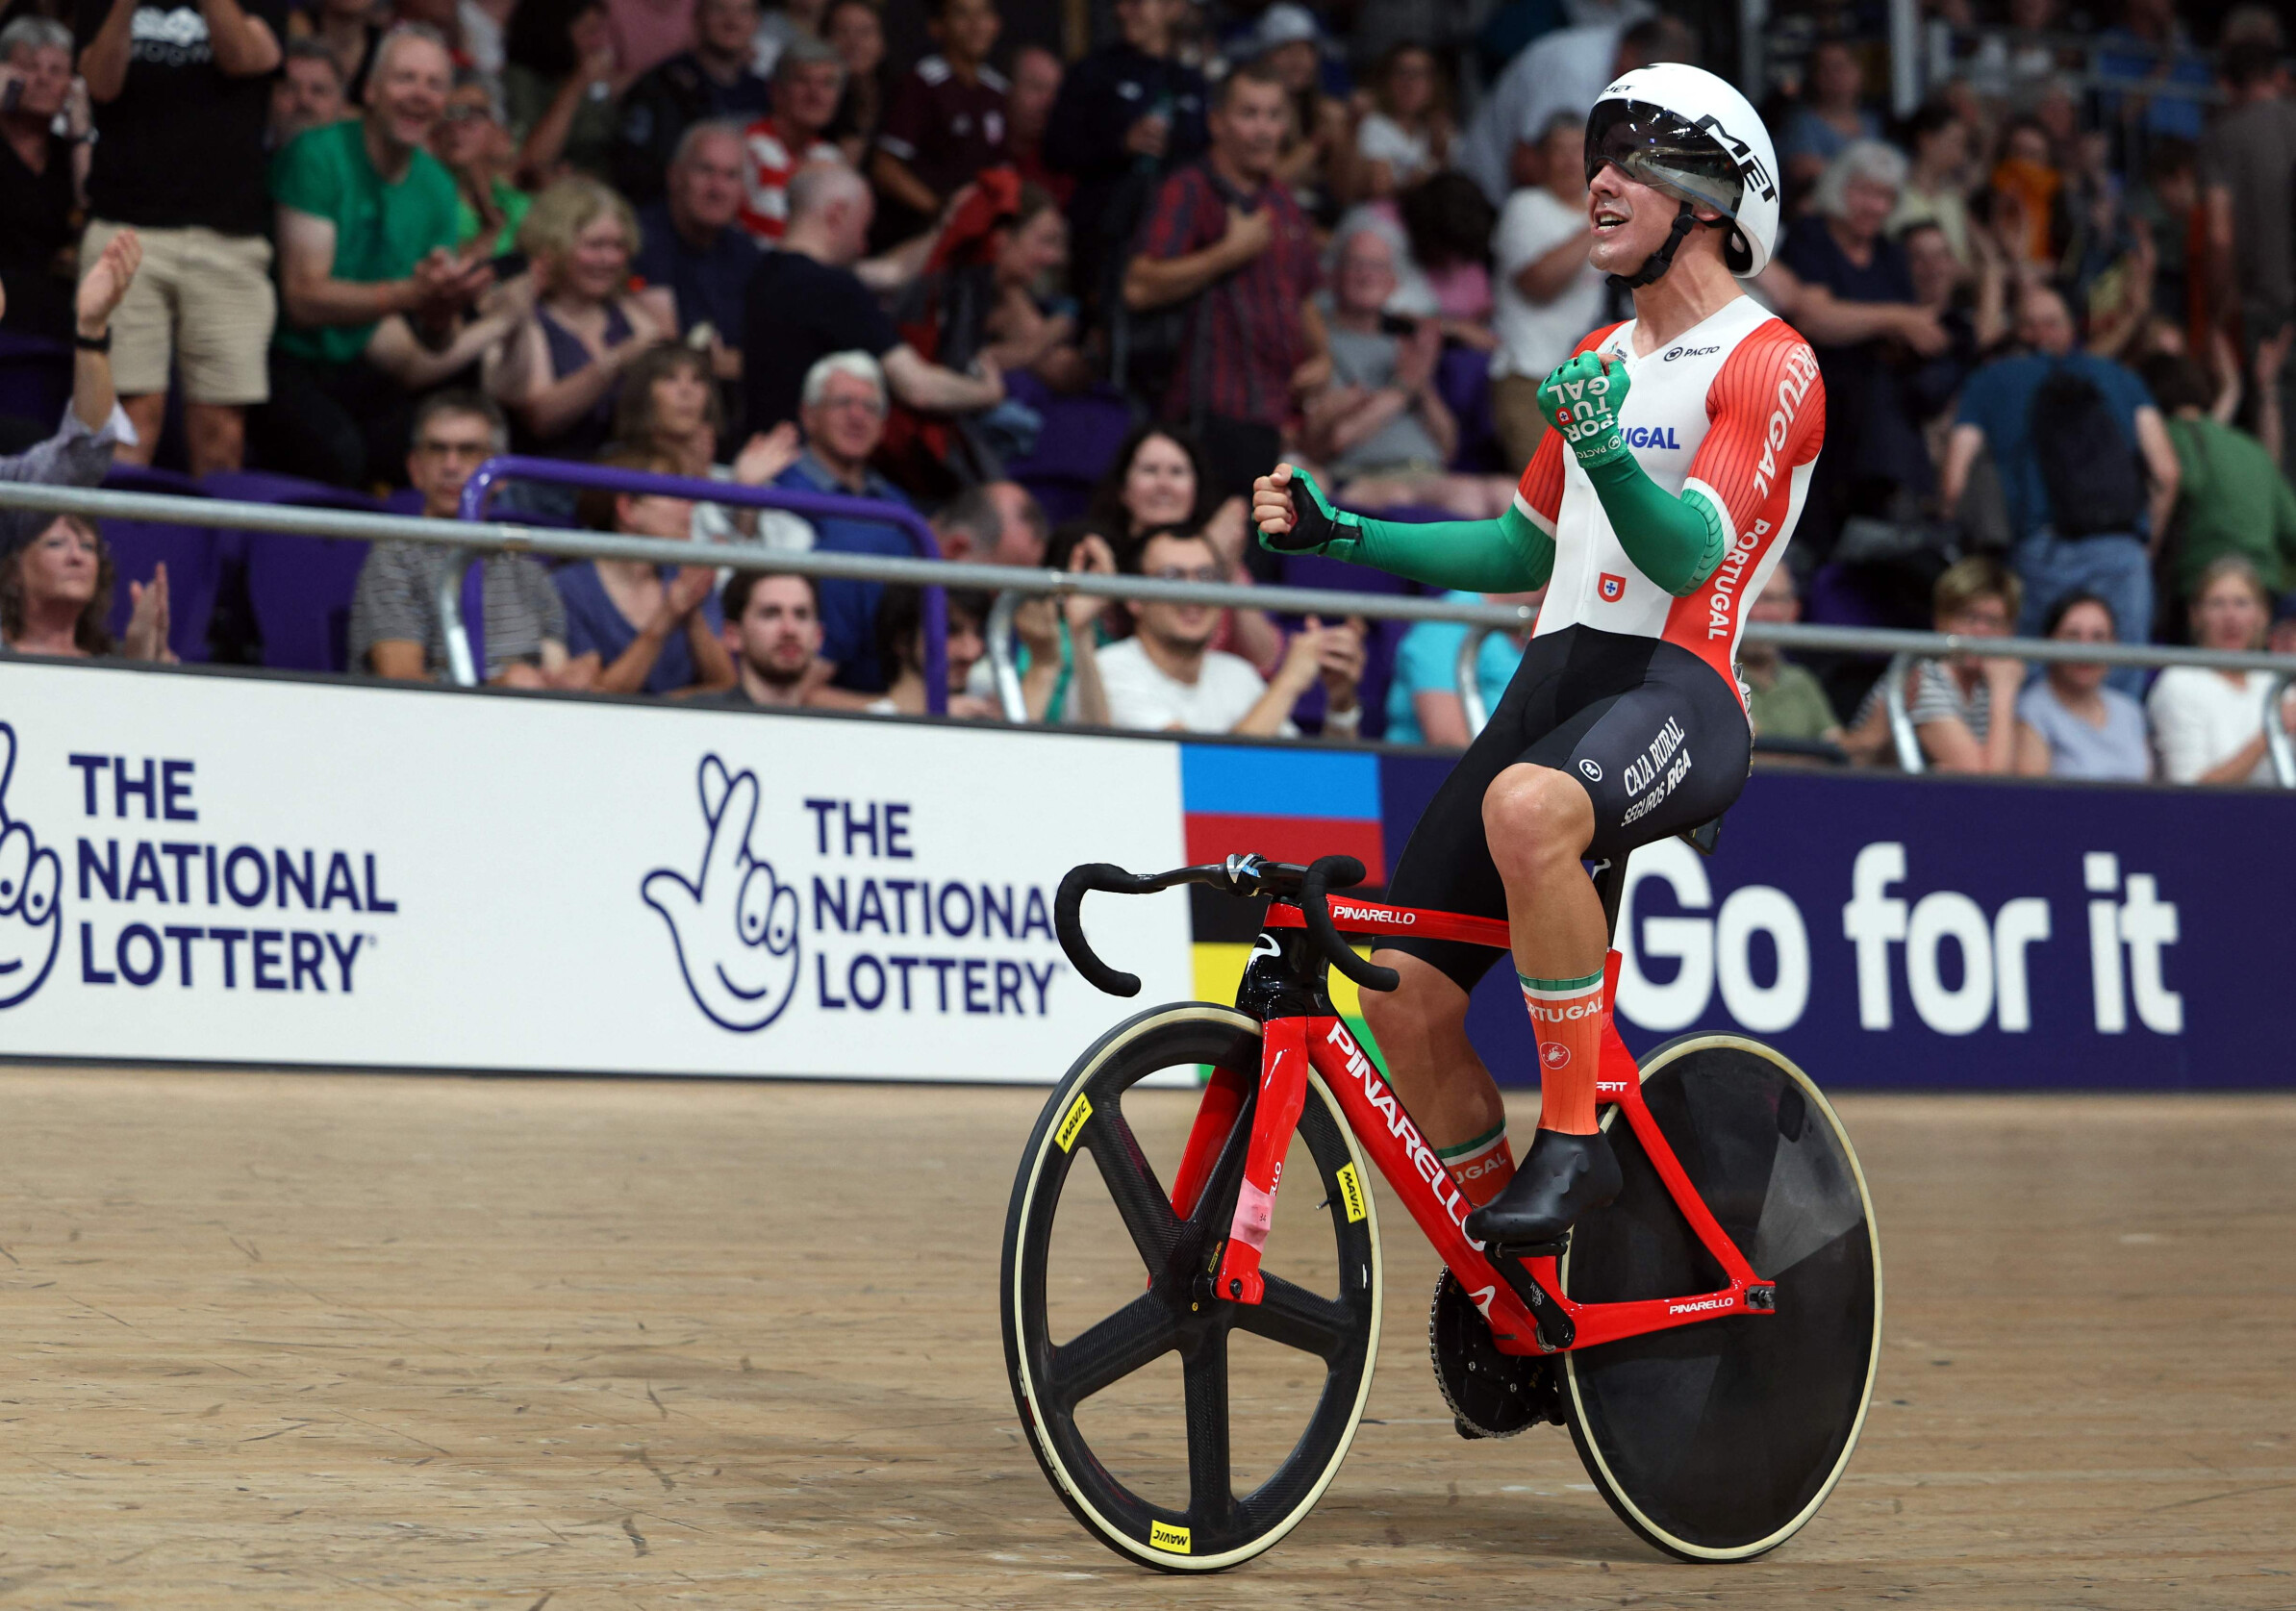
[1586,63,1780,281]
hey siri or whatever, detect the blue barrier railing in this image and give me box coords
[456,455,948,712]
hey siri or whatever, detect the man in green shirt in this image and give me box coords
[2139,350,2296,601]
[259,22,492,487]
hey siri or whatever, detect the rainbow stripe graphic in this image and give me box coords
[1183,745,1389,1067]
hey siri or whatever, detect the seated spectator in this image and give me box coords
[1244,4,1350,219]
[0,229,139,480]
[1887,101,1975,267]
[80,0,281,476]
[993,523,1114,724]
[1844,556,2045,773]
[348,391,586,687]
[1898,219,2008,442]
[740,163,1002,434]
[737,35,844,244]
[821,0,886,166]
[0,513,170,661]
[557,446,736,695]
[0,17,88,342]
[1042,0,1208,322]
[872,0,1007,239]
[932,479,1047,567]
[865,585,997,717]
[709,568,820,706]
[488,176,672,464]
[1123,63,1324,508]
[1384,589,1536,747]
[1085,421,1278,671]
[271,39,349,151]
[772,349,912,692]
[2147,555,2285,785]
[1097,527,1364,737]
[1941,282,2179,693]
[1354,42,1451,201]
[2016,592,2152,780]
[632,121,760,395]
[1489,110,1602,470]
[290,0,381,106]
[1741,567,1845,748]
[611,0,770,206]
[267,25,491,488]
[438,68,531,257]
[505,0,628,185]
[2138,350,2296,605]
[1304,222,1511,517]
[1001,42,1065,203]
[976,183,1088,391]
[1779,39,1881,194]
[612,342,809,546]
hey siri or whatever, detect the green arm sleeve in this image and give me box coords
[1578,454,1731,598]
[1269,503,1556,593]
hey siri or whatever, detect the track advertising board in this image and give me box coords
[0,660,1190,1080]
[1,659,2287,1088]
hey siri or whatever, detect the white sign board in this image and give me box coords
[0,662,1193,1081]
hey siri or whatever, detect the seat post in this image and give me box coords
[1591,851,1631,946]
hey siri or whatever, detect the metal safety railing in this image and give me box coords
[2,476,2292,786]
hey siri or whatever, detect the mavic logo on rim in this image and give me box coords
[1148,1520,1191,1553]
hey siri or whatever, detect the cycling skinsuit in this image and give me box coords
[1384,295,1827,991]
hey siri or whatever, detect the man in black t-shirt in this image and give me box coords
[740,161,1001,432]
[76,0,283,476]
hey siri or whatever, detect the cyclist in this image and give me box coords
[1252,64,1826,1246]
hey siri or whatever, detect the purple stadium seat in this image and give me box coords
[98,466,219,664]
[1804,562,1895,628]
[203,471,382,672]
[0,332,70,430]
[1003,374,1133,521]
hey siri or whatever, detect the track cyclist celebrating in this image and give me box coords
[1252,64,1826,1249]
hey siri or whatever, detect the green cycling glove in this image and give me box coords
[1537,350,1633,470]
[1255,466,1555,594]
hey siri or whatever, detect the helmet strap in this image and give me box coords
[1607,199,1703,294]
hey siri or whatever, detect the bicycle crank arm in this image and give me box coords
[1489,1249,1576,1352]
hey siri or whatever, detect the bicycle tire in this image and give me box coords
[1559,1034,1882,1562]
[1000,1004,1382,1573]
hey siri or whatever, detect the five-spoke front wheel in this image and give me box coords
[1000,1005,1382,1572]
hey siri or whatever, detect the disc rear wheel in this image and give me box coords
[1000,1005,1382,1573]
[1560,1034,1882,1561]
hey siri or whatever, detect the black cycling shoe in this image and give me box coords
[1465,1127,1622,1249]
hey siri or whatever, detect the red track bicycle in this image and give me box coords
[1000,844,1881,1572]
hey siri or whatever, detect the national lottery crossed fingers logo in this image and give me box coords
[642,754,803,1033]
[0,722,64,1009]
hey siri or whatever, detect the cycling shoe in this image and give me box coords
[1464,1127,1621,1248]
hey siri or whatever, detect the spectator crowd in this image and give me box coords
[0,0,2291,781]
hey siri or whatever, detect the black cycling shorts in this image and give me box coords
[1381,626,1752,993]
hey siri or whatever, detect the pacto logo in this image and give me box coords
[0,723,63,1008]
[643,755,802,1032]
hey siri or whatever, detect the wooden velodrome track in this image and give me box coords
[0,1066,2286,1608]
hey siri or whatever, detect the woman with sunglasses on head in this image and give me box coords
[1254,65,1826,1246]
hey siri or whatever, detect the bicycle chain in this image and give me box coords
[1427,1269,1565,1440]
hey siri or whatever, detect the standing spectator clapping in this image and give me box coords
[505,0,628,186]
[2017,592,2152,780]
[2147,555,2284,785]
[633,120,761,386]
[77,0,284,473]
[265,25,489,489]
[487,176,671,465]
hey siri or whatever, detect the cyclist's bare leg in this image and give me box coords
[1460,762,1622,1245]
[1482,762,1607,1132]
[1359,953,1505,1147]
